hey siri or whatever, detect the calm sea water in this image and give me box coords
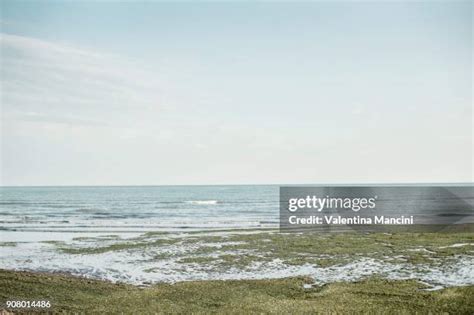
[0,186,280,233]
[1,185,472,234]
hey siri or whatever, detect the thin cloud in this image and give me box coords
[11,111,109,128]
[1,33,171,127]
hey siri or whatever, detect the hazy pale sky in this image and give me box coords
[0,1,472,186]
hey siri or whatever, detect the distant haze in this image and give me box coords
[1,1,472,186]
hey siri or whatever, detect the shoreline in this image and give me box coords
[1,227,474,287]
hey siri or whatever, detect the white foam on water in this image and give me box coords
[1,237,473,290]
[185,200,218,205]
[439,243,474,248]
[0,231,141,243]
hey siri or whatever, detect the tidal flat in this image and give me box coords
[1,226,473,287]
[1,227,474,313]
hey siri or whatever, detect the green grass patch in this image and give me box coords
[0,269,473,314]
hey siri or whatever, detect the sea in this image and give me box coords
[1,184,473,237]
[0,185,279,235]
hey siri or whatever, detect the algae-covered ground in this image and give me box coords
[1,269,474,314]
[40,226,474,270]
[1,227,474,313]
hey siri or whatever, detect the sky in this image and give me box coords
[0,1,472,186]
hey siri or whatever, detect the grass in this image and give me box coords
[1,269,473,314]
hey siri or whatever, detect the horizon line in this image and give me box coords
[1,182,473,188]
